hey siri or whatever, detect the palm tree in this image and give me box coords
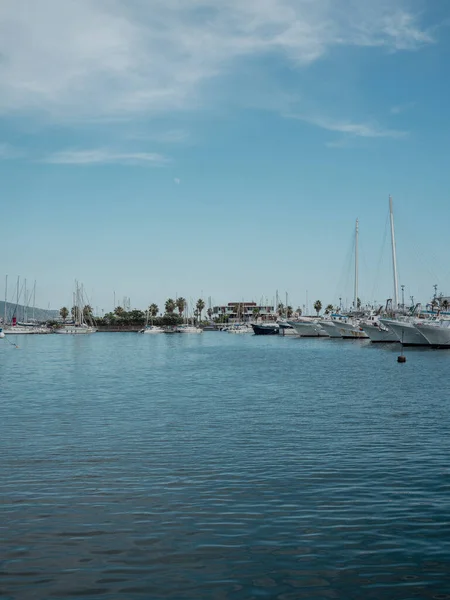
[443,299,449,312]
[60,306,69,322]
[296,307,302,317]
[314,300,322,316]
[325,304,334,315]
[165,298,176,314]
[286,306,293,318]
[277,302,284,317]
[114,306,124,317]
[176,297,186,318]
[196,298,205,323]
[252,307,260,322]
[148,303,159,318]
[83,304,93,318]
[207,307,213,320]
[357,297,361,309]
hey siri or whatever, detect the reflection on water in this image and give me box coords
[2,333,450,599]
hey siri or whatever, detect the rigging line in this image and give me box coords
[398,214,442,286]
[333,228,356,304]
[371,211,390,301]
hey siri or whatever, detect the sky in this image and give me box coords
[1,0,449,314]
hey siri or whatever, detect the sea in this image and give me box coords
[1,332,450,600]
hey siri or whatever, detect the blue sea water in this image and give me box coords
[1,332,450,600]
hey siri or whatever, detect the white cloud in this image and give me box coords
[0,0,434,120]
[0,142,23,159]
[289,114,408,139]
[390,102,416,114]
[42,149,169,166]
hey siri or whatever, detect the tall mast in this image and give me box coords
[389,195,399,309]
[24,278,27,322]
[4,274,7,325]
[32,281,36,321]
[354,219,359,310]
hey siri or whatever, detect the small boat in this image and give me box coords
[177,325,203,334]
[0,327,5,339]
[251,323,279,335]
[139,325,164,334]
[228,324,253,334]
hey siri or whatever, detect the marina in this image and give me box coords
[2,332,450,599]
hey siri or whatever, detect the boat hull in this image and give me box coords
[318,321,342,338]
[381,320,429,346]
[332,321,368,339]
[415,322,450,348]
[360,323,398,343]
[55,326,97,334]
[251,324,279,335]
[289,321,328,337]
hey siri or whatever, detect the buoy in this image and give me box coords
[397,355,406,363]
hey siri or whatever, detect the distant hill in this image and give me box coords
[0,301,59,323]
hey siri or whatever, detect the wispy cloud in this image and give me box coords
[0,0,435,120]
[390,102,416,114]
[288,113,408,141]
[42,149,169,166]
[174,177,181,185]
[0,142,24,159]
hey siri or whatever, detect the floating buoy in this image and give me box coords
[397,355,406,363]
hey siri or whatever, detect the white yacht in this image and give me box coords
[227,324,253,334]
[288,318,328,337]
[177,325,203,334]
[0,327,5,339]
[332,318,369,339]
[318,319,343,338]
[360,315,398,343]
[139,325,164,334]
[380,318,429,346]
[414,320,450,348]
[56,324,97,335]
[3,324,51,334]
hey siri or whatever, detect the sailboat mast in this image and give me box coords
[354,219,359,310]
[4,274,7,325]
[32,281,36,321]
[389,195,399,309]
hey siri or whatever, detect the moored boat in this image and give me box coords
[414,320,450,348]
[252,323,279,335]
[360,321,398,343]
[139,325,164,334]
[288,319,328,337]
[177,325,203,333]
[318,319,343,338]
[331,318,368,339]
[380,318,429,346]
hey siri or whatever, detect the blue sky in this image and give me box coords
[1,0,449,313]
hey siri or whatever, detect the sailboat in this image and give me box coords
[332,219,369,339]
[361,198,401,343]
[176,300,202,333]
[55,282,97,334]
[139,307,164,334]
